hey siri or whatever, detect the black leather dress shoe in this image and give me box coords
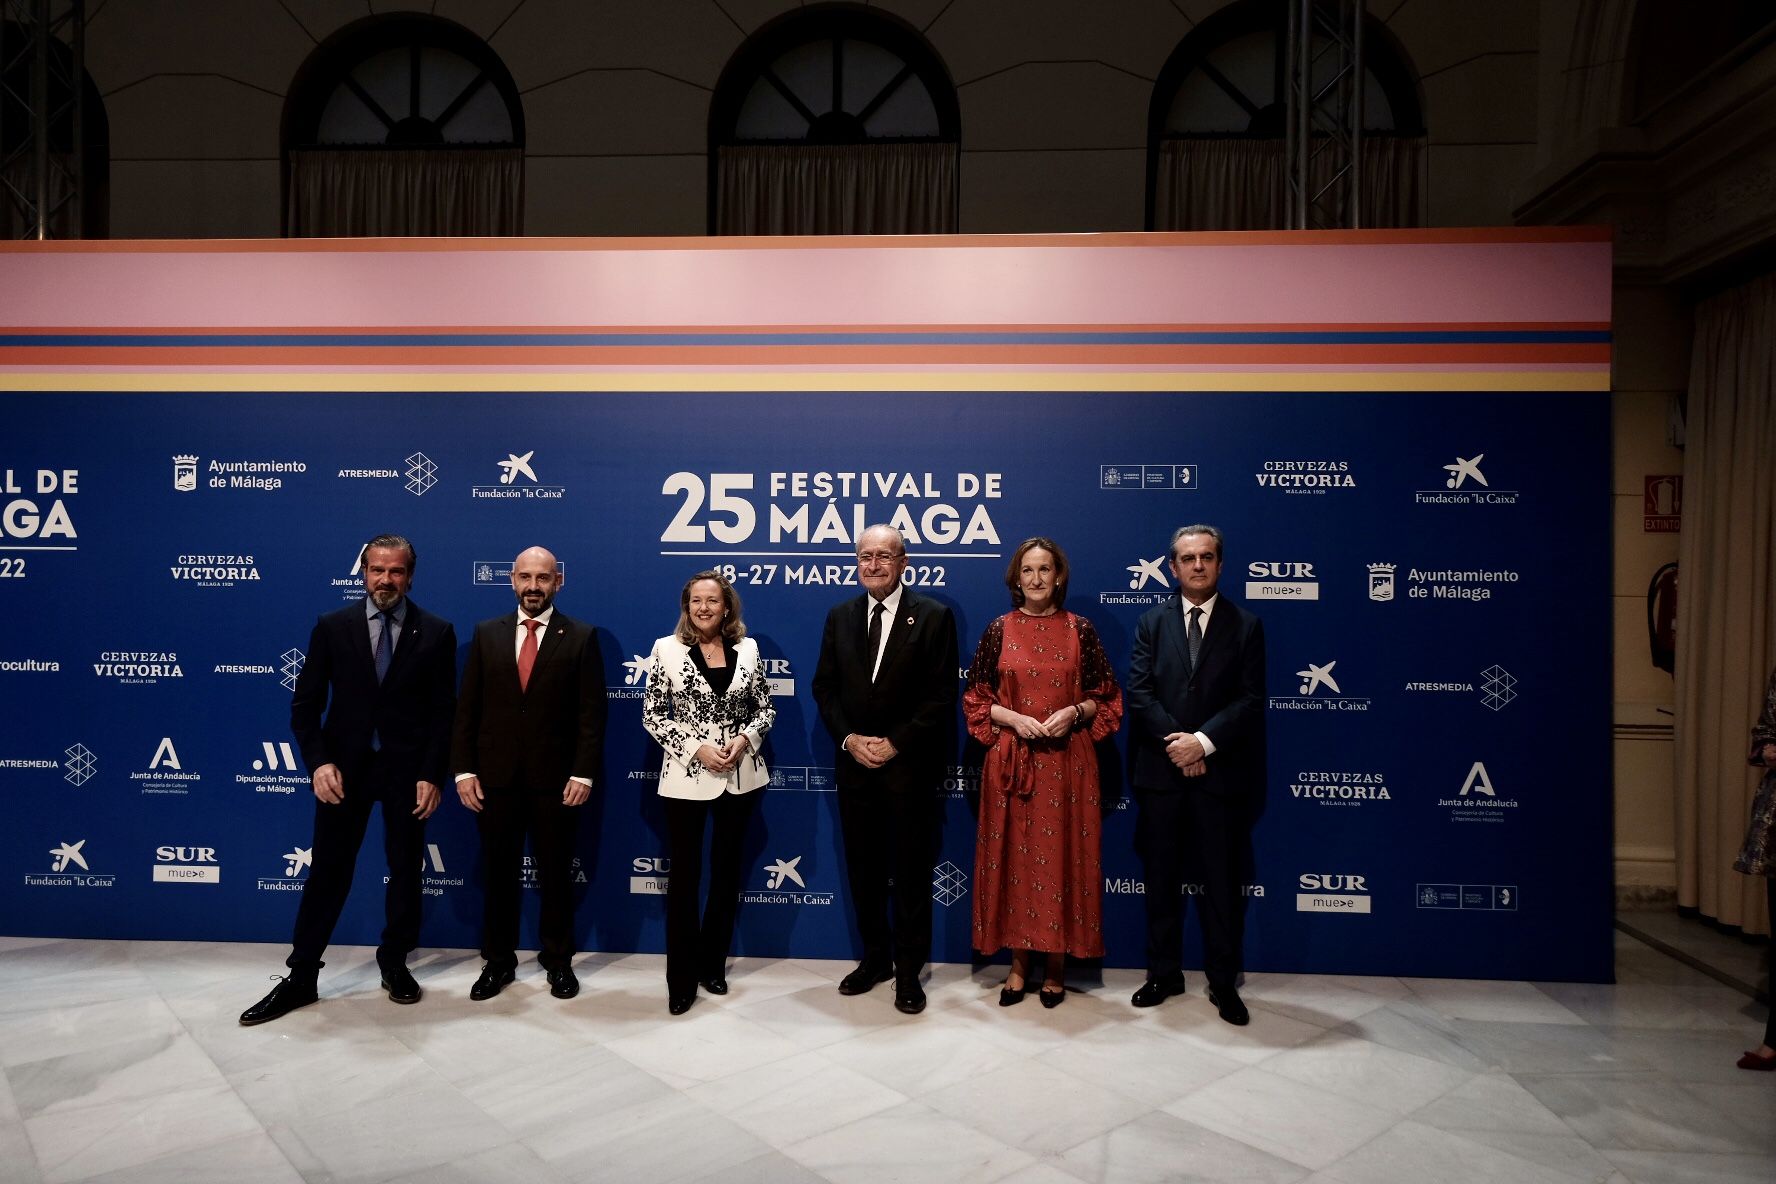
[1130,976,1187,1008]
[668,991,695,1015]
[469,963,516,1001]
[894,978,927,1015]
[379,963,421,1005]
[837,963,893,996]
[1208,986,1250,1026]
[239,976,318,1026]
[700,976,729,995]
[547,966,579,999]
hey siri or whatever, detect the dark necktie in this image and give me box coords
[518,619,541,691]
[866,601,886,682]
[1187,606,1203,670]
[373,611,392,683]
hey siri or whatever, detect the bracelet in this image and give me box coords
[1072,703,1084,729]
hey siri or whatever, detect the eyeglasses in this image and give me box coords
[855,551,904,566]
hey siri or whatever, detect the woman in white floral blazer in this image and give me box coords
[642,570,775,1014]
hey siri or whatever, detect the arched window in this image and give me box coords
[0,19,108,238]
[282,13,524,237]
[1146,0,1424,230]
[709,4,959,235]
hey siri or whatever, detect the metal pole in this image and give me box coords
[32,0,48,237]
[1351,0,1364,228]
[71,0,83,235]
[1294,0,1311,228]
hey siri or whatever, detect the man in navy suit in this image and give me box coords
[1125,524,1267,1025]
[452,545,607,1001]
[813,524,959,1015]
[241,534,458,1025]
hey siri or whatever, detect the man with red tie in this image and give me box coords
[453,546,608,1001]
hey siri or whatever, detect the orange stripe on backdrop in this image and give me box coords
[0,322,1618,336]
[0,227,1615,255]
[0,344,1614,367]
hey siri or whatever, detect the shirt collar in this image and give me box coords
[870,584,905,616]
[519,605,555,629]
[1182,592,1218,619]
[365,596,406,623]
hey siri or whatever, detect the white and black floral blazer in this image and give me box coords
[641,635,775,799]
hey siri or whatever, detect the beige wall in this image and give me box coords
[69,1,1745,898]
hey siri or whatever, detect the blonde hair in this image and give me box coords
[673,570,746,645]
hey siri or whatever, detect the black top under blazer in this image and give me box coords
[1125,592,1267,800]
[289,597,458,787]
[812,588,959,793]
[450,610,608,791]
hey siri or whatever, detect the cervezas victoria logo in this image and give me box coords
[1254,459,1354,495]
[169,552,260,588]
[93,649,182,685]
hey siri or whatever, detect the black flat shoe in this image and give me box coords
[1208,986,1250,1026]
[469,963,516,1001]
[547,966,579,999]
[239,976,318,1026]
[894,978,926,1015]
[668,991,695,1015]
[838,963,893,995]
[998,982,1027,1007]
[700,976,728,995]
[1039,985,1065,1008]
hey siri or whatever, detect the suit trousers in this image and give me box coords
[477,788,581,970]
[1767,876,1776,1049]
[288,750,424,971]
[1135,784,1246,990]
[663,790,760,994]
[837,778,938,981]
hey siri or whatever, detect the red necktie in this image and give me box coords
[518,619,541,691]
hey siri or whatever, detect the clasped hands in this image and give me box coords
[845,735,899,769]
[454,774,589,812]
[695,735,752,775]
[1000,708,1081,742]
[1164,732,1208,777]
[312,763,442,817]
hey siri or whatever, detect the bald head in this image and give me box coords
[511,546,561,617]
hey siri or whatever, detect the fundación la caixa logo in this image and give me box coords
[28,838,116,888]
[1270,659,1370,712]
[743,855,836,906]
[472,450,565,500]
[1414,452,1519,506]
[1099,554,1171,607]
[258,845,312,891]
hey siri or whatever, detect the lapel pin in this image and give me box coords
[905,616,914,626]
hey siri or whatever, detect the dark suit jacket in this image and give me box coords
[812,589,959,793]
[1126,592,1266,800]
[450,610,608,792]
[289,598,458,788]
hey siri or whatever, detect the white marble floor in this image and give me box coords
[0,930,1771,1184]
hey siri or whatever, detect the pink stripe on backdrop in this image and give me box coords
[0,238,1613,330]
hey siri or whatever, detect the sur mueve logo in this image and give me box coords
[26,838,116,888]
[1297,872,1372,913]
[630,855,669,895]
[131,736,203,795]
[0,467,79,549]
[1245,560,1319,602]
[153,843,220,884]
[173,454,306,492]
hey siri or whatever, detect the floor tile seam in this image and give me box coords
[18,1078,268,1184]
[774,1098,1028,1180]
[1613,918,1768,1003]
[603,1032,809,1094]
[1503,1068,1668,1162]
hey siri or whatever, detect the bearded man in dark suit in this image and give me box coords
[813,524,959,1015]
[240,533,458,1025]
[1125,524,1267,1025]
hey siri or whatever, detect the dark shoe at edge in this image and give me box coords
[547,966,579,999]
[668,989,695,1015]
[378,962,421,1005]
[1208,985,1250,1026]
[837,962,893,996]
[998,982,1027,1007]
[700,976,729,995]
[1039,985,1066,1009]
[1130,976,1187,1008]
[469,963,516,1001]
[894,978,927,1015]
[239,975,319,1026]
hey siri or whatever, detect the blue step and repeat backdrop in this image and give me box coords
[0,232,1615,982]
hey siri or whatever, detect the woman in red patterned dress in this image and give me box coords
[965,537,1123,1007]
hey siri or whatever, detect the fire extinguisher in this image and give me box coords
[1647,562,1677,673]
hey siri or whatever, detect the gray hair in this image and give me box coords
[855,524,907,557]
[1169,524,1224,561]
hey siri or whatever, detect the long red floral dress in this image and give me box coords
[964,610,1123,957]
